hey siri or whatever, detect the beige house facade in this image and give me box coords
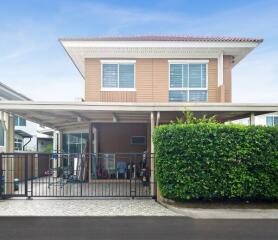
[1,35,278,198]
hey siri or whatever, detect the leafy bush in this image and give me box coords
[42,143,53,153]
[154,123,278,201]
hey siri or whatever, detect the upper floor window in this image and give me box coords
[169,61,208,102]
[101,60,135,91]
[266,116,278,126]
[14,116,26,126]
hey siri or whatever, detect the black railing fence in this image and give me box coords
[0,152,155,198]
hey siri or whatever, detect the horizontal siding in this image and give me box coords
[153,59,168,102]
[136,59,153,102]
[85,58,232,103]
[85,59,101,102]
[224,56,233,102]
[207,59,218,102]
[100,91,136,102]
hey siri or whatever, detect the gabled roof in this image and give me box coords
[59,35,263,43]
[0,82,31,101]
[60,35,263,78]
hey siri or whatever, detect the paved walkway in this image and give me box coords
[0,199,179,216]
[162,203,278,219]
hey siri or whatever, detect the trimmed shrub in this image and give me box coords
[153,123,278,201]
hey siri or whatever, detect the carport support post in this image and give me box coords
[250,112,255,125]
[88,122,93,182]
[4,114,14,195]
[54,130,62,164]
[150,112,155,197]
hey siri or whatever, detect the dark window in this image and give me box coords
[131,136,146,145]
[14,116,26,126]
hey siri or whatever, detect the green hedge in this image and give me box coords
[153,123,278,201]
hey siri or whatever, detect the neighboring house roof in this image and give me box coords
[37,127,54,137]
[59,35,263,43]
[0,82,32,101]
[60,35,263,78]
[15,129,33,138]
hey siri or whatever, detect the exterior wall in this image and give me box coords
[223,56,233,102]
[85,57,233,103]
[15,120,38,151]
[207,59,218,102]
[232,112,278,126]
[96,123,147,153]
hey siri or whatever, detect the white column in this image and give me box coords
[150,112,155,196]
[52,130,61,174]
[217,52,224,87]
[93,127,98,154]
[91,126,98,181]
[4,113,14,194]
[250,112,255,125]
[53,130,62,153]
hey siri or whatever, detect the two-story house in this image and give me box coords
[1,35,278,197]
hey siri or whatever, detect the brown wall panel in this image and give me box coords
[97,123,147,153]
[85,58,232,103]
[224,56,233,102]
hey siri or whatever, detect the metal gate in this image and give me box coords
[0,153,155,199]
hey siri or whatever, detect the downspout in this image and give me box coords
[23,137,32,151]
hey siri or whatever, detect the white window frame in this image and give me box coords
[14,137,23,151]
[101,60,136,91]
[168,60,209,102]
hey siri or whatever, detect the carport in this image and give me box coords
[0,101,278,198]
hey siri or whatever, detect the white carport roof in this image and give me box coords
[0,101,277,131]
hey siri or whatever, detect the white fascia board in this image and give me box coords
[168,60,209,63]
[100,60,136,63]
[61,40,260,49]
[1,101,278,112]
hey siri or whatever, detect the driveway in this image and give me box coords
[0,199,178,216]
[0,217,277,240]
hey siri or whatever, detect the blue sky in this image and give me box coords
[0,0,277,102]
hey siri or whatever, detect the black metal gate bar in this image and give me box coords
[0,152,155,199]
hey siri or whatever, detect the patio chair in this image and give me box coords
[116,161,127,179]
